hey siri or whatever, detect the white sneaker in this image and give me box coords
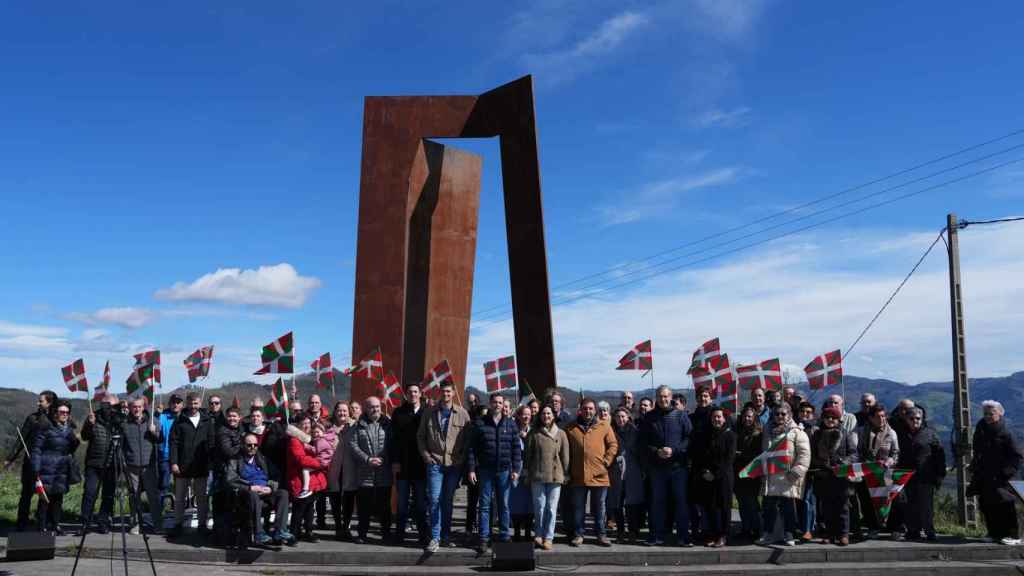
[999,537,1021,546]
[754,537,772,545]
[425,539,439,553]
[783,539,797,547]
[297,490,312,499]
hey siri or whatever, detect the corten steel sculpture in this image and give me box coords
[350,75,556,403]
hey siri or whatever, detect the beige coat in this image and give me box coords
[762,420,810,499]
[417,403,470,467]
[565,418,618,487]
[524,424,570,484]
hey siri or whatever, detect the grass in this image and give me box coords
[0,468,87,533]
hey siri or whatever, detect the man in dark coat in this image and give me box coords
[896,407,944,541]
[169,393,215,537]
[389,384,428,544]
[640,384,693,546]
[227,433,292,546]
[970,400,1022,544]
[467,392,523,551]
[212,405,243,543]
[80,394,120,534]
[5,390,57,531]
[122,397,163,534]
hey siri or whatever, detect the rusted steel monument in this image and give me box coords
[350,75,556,402]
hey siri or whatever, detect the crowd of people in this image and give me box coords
[5,382,1023,551]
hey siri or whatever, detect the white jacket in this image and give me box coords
[762,420,810,499]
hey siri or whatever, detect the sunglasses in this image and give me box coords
[209,401,221,405]
[57,410,71,415]
[244,443,259,448]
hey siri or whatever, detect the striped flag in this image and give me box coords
[805,350,842,389]
[127,363,156,397]
[687,337,721,374]
[738,434,792,479]
[93,360,111,401]
[421,359,453,400]
[617,340,652,370]
[833,461,913,520]
[484,355,517,392]
[133,350,161,384]
[345,347,383,381]
[184,346,214,383]
[254,332,294,375]
[518,379,535,407]
[311,353,334,390]
[61,358,88,393]
[264,378,290,420]
[737,358,783,391]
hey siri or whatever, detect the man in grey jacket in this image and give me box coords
[122,398,163,534]
[350,396,392,544]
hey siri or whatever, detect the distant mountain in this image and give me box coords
[2,371,1022,460]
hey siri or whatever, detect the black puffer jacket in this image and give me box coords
[31,420,80,495]
[467,415,523,473]
[214,424,243,478]
[169,410,215,478]
[81,407,117,469]
[896,423,945,486]
[388,402,426,481]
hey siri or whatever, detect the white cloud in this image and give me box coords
[67,307,155,329]
[154,263,321,309]
[0,321,68,338]
[693,107,752,129]
[597,166,742,225]
[468,225,1024,391]
[0,334,72,353]
[523,11,650,85]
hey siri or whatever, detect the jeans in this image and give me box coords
[427,463,461,542]
[81,465,116,530]
[396,478,428,537]
[649,466,689,543]
[531,482,561,540]
[572,486,608,538]
[762,496,799,540]
[801,481,817,534]
[157,457,171,500]
[478,469,511,542]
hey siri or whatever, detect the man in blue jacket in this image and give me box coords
[467,392,522,552]
[639,385,693,546]
[157,395,183,508]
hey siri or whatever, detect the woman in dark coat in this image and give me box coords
[810,406,857,546]
[31,400,80,534]
[734,405,763,540]
[895,407,944,540]
[608,406,644,543]
[692,406,736,547]
[970,400,1022,544]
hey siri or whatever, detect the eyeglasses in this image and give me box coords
[209,401,221,405]
[244,443,259,448]
[57,409,70,415]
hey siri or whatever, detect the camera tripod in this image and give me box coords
[71,433,158,576]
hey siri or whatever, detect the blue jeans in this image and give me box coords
[531,482,561,540]
[801,481,817,534]
[427,463,461,542]
[396,478,427,536]
[572,486,608,538]
[157,457,171,499]
[649,466,689,543]
[478,469,512,541]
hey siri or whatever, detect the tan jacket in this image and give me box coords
[417,403,470,467]
[524,424,570,484]
[565,418,618,487]
[762,421,810,499]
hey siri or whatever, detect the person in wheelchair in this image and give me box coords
[226,433,294,546]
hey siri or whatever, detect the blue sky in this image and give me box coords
[2,1,1023,394]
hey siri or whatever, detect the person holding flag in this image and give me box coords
[4,390,58,531]
[808,406,858,546]
[31,399,80,534]
[755,403,810,547]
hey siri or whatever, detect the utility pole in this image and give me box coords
[947,212,977,529]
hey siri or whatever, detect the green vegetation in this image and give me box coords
[0,469,85,532]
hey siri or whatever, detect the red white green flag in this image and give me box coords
[421,359,453,400]
[93,360,111,401]
[738,434,792,479]
[691,354,736,411]
[378,371,403,408]
[311,353,334,390]
[737,358,783,391]
[127,362,156,396]
[616,340,652,370]
[484,355,517,392]
[254,332,294,375]
[184,346,214,383]
[133,350,161,385]
[264,378,290,419]
[687,337,721,374]
[345,347,383,381]
[833,461,914,520]
[805,349,842,390]
[61,358,88,393]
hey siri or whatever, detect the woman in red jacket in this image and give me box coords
[287,415,326,542]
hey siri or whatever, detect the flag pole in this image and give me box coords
[14,425,48,504]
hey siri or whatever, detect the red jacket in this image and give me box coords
[285,427,326,497]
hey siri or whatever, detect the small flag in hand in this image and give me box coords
[617,340,652,370]
[62,359,88,393]
[184,346,214,383]
[378,372,403,408]
[311,353,334,390]
[264,378,290,419]
[738,434,792,479]
[254,332,294,375]
[805,350,842,389]
[484,355,517,392]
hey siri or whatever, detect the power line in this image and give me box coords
[845,229,947,357]
[473,155,1024,325]
[960,215,1024,228]
[470,128,1024,317]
